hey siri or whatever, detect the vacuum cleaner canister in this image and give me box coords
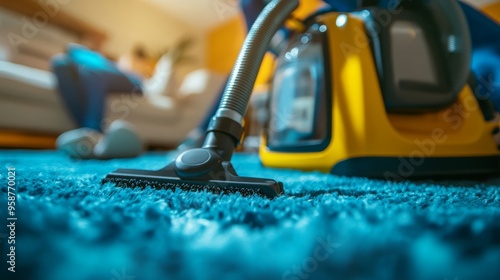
[259,1,500,179]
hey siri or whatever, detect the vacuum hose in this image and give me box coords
[203,0,300,160]
[219,0,299,118]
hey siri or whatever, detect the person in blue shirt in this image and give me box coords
[459,2,500,111]
[52,43,144,131]
[52,44,146,159]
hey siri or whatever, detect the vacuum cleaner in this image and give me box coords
[102,0,301,198]
[103,0,500,198]
[259,0,500,179]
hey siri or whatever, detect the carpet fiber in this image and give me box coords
[1,150,500,280]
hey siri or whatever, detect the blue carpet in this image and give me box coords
[1,150,500,280]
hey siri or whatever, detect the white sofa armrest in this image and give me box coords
[177,69,226,110]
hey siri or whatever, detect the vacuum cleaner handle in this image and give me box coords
[203,0,300,161]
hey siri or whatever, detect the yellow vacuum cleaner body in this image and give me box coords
[259,6,500,179]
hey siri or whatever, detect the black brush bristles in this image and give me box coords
[102,168,284,198]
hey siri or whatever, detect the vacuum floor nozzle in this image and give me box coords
[102,159,284,198]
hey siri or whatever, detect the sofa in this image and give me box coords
[0,6,226,148]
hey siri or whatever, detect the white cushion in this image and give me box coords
[0,61,57,102]
[142,53,179,98]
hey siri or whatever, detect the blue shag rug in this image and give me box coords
[1,150,500,280]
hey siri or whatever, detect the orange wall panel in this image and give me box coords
[206,16,246,74]
[483,2,500,23]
